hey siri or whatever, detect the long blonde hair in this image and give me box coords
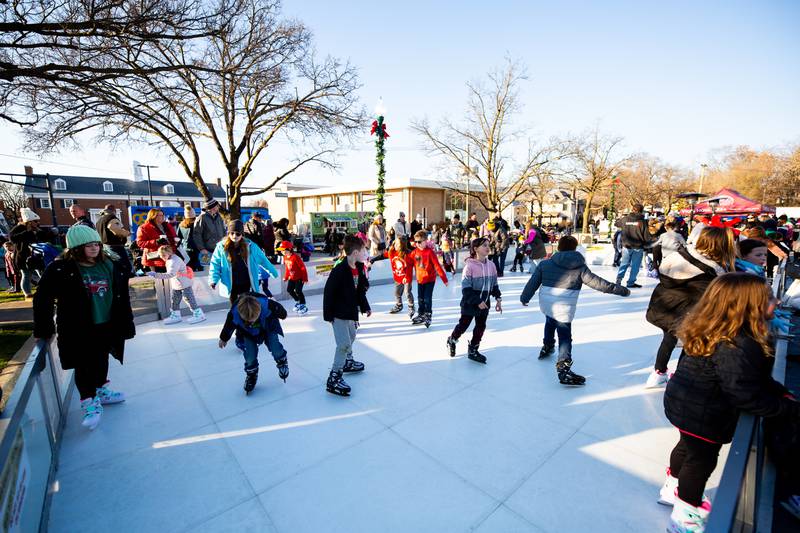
[694,226,737,272]
[679,272,773,357]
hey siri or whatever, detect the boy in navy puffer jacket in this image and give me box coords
[521,236,630,385]
[219,292,288,394]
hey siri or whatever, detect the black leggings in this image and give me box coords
[655,329,679,373]
[73,325,113,400]
[287,280,305,305]
[669,432,722,506]
[512,251,525,269]
[450,309,489,345]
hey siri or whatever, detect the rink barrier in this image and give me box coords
[0,339,73,532]
[705,259,790,533]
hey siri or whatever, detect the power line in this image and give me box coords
[0,152,132,176]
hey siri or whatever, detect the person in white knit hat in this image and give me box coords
[9,208,50,298]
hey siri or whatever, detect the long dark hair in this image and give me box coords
[62,245,111,265]
[224,235,248,265]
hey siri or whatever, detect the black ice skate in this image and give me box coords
[467,342,487,364]
[408,306,415,319]
[424,313,431,328]
[342,358,365,373]
[556,360,586,385]
[389,303,403,314]
[539,343,555,360]
[446,336,457,357]
[411,313,425,325]
[326,370,351,396]
[244,367,259,394]
[276,357,289,382]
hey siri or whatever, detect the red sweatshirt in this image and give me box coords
[382,249,414,284]
[283,253,309,282]
[409,247,447,285]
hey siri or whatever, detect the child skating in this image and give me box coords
[277,240,309,315]
[147,245,206,324]
[370,236,415,317]
[218,292,289,394]
[520,235,630,385]
[409,230,448,327]
[446,237,502,364]
[322,235,371,396]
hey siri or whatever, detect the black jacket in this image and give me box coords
[322,260,370,322]
[9,223,52,270]
[646,247,722,333]
[664,334,798,443]
[33,256,135,369]
[95,212,127,246]
[615,213,652,249]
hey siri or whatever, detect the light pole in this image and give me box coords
[698,163,708,194]
[137,164,158,207]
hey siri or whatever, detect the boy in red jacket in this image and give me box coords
[409,230,448,327]
[370,236,416,318]
[277,240,309,315]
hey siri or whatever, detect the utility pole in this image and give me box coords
[698,163,708,194]
[465,146,470,217]
[137,164,158,207]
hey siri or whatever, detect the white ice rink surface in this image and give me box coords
[47,266,727,533]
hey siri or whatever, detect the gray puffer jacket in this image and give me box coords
[520,250,630,322]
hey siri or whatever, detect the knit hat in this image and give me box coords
[184,205,197,219]
[399,212,405,217]
[66,225,101,249]
[204,199,220,210]
[20,207,40,223]
[227,219,244,233]
[276,240,293,251]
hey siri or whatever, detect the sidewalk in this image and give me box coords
[47,266,727,533]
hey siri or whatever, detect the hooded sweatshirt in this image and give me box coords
[409,245,447,285]
[460,257,501,316]
[520,250,629,322]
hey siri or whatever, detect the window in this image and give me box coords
[39,198,51,209]
[62,199,74,208]
[103,181,113,192]
[163,184,175,194]
[129,199,138,206]
[53,178,66,191]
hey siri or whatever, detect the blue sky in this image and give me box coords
[1,0,797,189]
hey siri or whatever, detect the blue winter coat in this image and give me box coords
[209,239,278,297]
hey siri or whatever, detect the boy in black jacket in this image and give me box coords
[218,292,288,394]
[322,235,371,396]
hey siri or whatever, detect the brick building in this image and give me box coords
[23,168,225,229]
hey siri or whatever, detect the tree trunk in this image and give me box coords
[581,192,594,233]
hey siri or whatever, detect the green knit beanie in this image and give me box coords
[66,225,102,249]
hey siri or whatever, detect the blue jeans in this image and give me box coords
[543,316,572,362]
[616,248,644,286]
[236,332,286,371]
[417,282,435,315]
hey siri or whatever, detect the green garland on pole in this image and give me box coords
[371,115,389,216]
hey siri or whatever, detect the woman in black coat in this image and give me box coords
[9,209,52,298]
[33,225,135,430]
[660,273,799,532]
[644,226,736,388]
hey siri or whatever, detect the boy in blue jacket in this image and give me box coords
[219,292,288,394]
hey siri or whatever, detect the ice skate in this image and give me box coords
[297,304,308,316]
[96,382,125,405]
[539,343,555,360]
[556,360,585,385]
[645,370,669,388]
[411,313,425,325]
[408,306,415,319]
[187,308,206,324]
[467,342,487,364]
[659,468,710,508]
[446,336,457,357]
[424,312,431,328]
[163,310,182,325]
[389,303,403,314]
[80,397,103,430]
[667,495,711,533]
[244,367,259,394]
[342,358,365,373]
[326,370,351,396]
[275,357,289,382]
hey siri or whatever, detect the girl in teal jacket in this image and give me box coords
[209,219,278,302]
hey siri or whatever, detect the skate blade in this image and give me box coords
[326,388,350,397]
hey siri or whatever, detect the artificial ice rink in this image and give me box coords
[47,266,726,533]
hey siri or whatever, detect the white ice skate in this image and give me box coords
[187,308,206,324]
[80,397,103,430]
[163,310,182,325]
[645,370,669,388]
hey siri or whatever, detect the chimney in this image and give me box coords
[24,165,33,176]
[216,177,222,187]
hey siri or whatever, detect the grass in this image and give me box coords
[0,291,29,305]
[0,327,33,371]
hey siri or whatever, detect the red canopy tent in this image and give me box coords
[678,188,776,216]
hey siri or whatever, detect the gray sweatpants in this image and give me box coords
[171,286,199,312]
[394,282,414,308]
[331,318,357,372]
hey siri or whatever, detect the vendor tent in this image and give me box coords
[679,188,775,216]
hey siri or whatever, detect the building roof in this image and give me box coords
[24,174,225,199]
[286,177,473,198]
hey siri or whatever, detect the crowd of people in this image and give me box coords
[7,195,798,533]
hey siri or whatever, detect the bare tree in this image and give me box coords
[0,178,27,226]
[8,0,363,218]
[413,60,561,215]
[562,127,629,232]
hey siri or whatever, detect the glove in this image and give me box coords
[770,316,791,336]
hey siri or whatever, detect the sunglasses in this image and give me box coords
[229,232,242,236]
[414,240,425,244]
